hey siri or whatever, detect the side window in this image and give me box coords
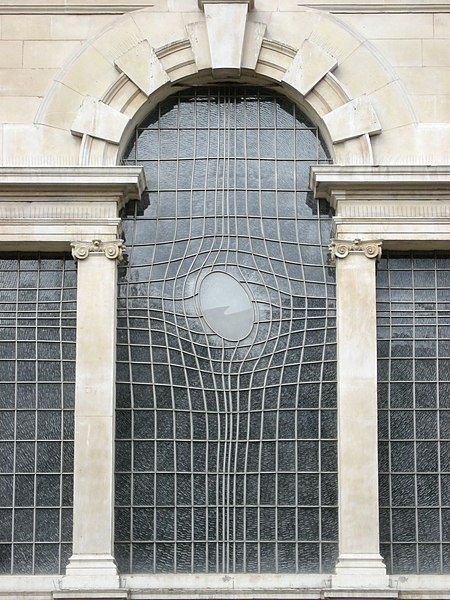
[0,254,75,575]
[378,252,450,574]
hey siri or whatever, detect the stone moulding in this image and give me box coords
[303,3,450,13]
[0,166,145,248]
[0,4,152,14]
[0,165,145,198]
[30,2,416,167]
[311,165,450,245]
[311,165,450,200]
[155,39,197,81]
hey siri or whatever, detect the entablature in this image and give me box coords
[310,165,450,248]
[0,166,145,249]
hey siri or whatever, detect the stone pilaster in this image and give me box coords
[62,240,123,590]
[330,238,389,589]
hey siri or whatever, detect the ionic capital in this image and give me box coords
[329,238,382,261]
[71,239,124,262]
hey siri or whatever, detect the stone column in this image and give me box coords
[62,239,123,591]
[330,238,389,589]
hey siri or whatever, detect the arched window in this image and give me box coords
[115,86,337,574]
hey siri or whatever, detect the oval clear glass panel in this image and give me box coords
[199,272,254,341]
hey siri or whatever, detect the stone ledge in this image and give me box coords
[0,166,145,248]
[54,593,127,600]
[310,165,450,197]
[0,4,151,14]
[323,591,397,600]
[303,3,450,13]
[0,166,145,201]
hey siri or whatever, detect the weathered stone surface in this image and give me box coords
[282,39,337,96]
[323,95,382,143]
[115,40,170,97]
[71,96,130,144]
[203,2,248,74]
[0,3,450,598]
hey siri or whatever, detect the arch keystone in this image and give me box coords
[282,39,338,97]
[115,40,170,97]
[201,1,251,76]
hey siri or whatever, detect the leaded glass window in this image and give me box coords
[0,253,75,574]
[378,252,450,574]
[115,86,337,574]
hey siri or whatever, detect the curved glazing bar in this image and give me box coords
[115,86,337,574]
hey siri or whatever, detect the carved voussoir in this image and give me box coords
[322,95,381,144]
[330,238,382,260]
[71,239,124,261]
[71,96,130,144]
[115,41,170,97]
[282,39,337,97]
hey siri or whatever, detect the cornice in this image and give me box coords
[303,3,450,12]
[0,167,144,248]
[310,166,450,199]
[0,166,146,204]
[1,2,448,13]
[0,4,152,14]
[312,166,450,246]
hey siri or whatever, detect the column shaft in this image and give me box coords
[332,239,388,589]
[63,241,121,589]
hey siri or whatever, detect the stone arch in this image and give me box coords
[34,1,416,167]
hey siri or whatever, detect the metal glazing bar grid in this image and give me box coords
[115,87,337,574]
[377,252,450,575]
[0,253,76,575]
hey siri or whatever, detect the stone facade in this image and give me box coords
[0,1,449,599]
